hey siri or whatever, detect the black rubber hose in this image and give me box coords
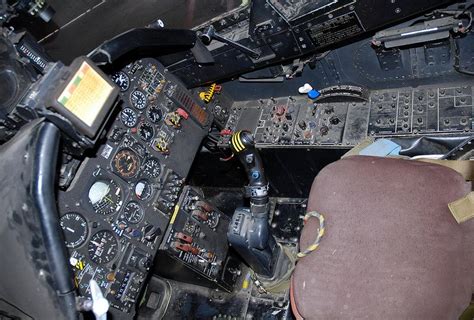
[33,122,77,319]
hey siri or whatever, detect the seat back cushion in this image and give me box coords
[292,155,472,319]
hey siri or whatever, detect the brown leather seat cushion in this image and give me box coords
[292,156,472,319]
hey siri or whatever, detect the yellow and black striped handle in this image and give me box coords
[230,130,248,153]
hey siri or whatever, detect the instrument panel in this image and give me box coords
[57,58,211,318]
[218,84,474,148]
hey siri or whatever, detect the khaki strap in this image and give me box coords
[417,159,474,223]
[448,192,474,223]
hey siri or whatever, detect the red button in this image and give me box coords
[176,108,189,119]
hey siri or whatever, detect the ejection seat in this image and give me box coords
[290,155,474,319]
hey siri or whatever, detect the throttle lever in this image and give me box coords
[199,25,261,59]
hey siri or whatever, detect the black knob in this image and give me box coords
[139,257,152,271]
[144,225,161,241]
[298,121,307,130]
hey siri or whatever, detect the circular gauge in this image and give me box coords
[60,213,88,248]
[130,90,147,110]
[135,179,153,201]
[138,122,154,142]
[88,179,122,215]
[146,105,163,124]
[88,230,119,265]
[142,157,161,178]
[123,201,144,224]
[120,108,138,128]
[112,148,140,178]
[111,71,130,92]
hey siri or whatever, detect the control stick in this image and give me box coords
[231,130,269,216]
[227,131,288,279]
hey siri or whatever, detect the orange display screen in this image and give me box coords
[57,61,114,127]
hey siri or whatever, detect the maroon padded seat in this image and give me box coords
[291,156,472,319]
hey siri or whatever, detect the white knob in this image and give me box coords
[89,279,109,320]
[298,83,313,94]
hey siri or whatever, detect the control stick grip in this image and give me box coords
[230,131,268,215]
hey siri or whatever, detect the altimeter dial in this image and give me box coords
[88,230,119,265]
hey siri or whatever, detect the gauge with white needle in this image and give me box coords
[59,213,88,248]
[88,230,119,265]
[111,71,130,92]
